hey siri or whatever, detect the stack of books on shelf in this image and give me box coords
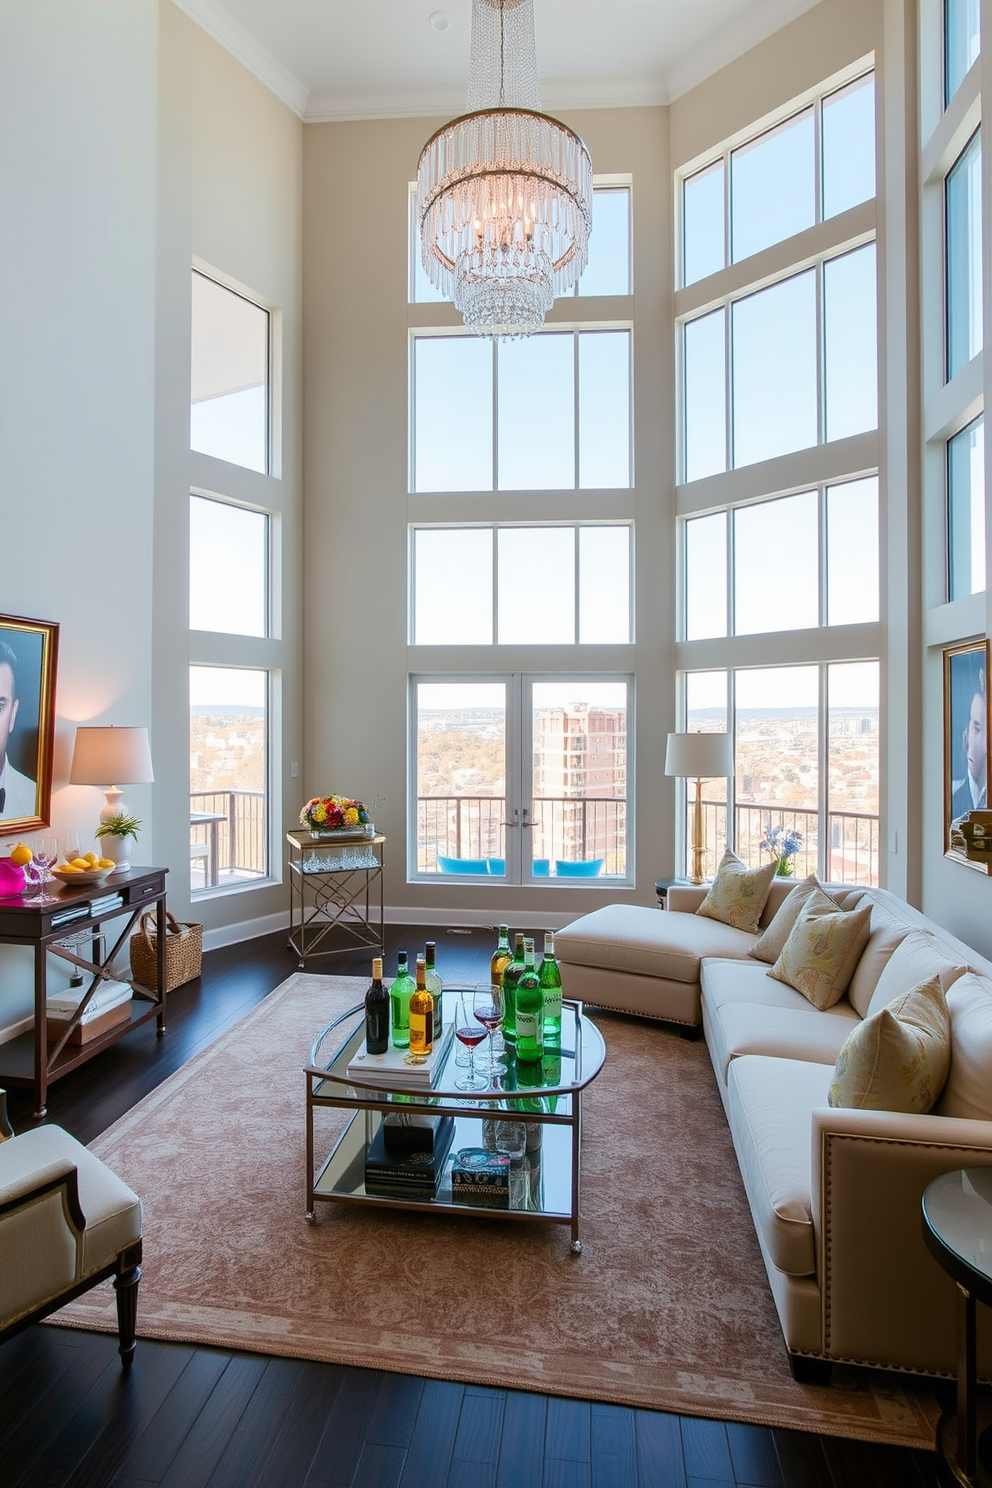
[345,1025,454,1091]
[47,977,132,1045]
[450,1147,511,1209]
[364,1114,455,1200]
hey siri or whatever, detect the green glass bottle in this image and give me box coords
[389,950,415,1049]
[539,931,562,1049]
[514,937,543,1063]
[424,940,443,1037]
[501,932,525,1045]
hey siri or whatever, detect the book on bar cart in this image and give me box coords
[364,1115,456,1199]
[345,1025,454,1092]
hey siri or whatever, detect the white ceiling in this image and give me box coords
[173,0,822,121]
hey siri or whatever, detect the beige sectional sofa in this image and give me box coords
[555,882,992,1381]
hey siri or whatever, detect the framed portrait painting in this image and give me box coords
[0,614,59,837]
[944,638,991,871]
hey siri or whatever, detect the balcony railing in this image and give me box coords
[190,790,266,890]
[417,795,627,875]
[693,800,880,886]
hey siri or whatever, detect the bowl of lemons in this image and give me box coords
[52,853,117,886]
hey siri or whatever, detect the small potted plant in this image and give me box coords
[95,811,143,872]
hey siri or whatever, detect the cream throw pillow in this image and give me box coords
[750,875,842,965]
[768,889,872,1010]
[696,848,777,934]
[828,975,951,1112]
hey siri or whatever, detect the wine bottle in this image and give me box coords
[390,951,415,1049]
[409,954,434,1056]
[502,932,525,1045]
[539,931,562,1049]
[364,955,389,1054]
[515,937,543,1062]
[424,940,443,1037]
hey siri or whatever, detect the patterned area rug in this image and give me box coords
[56,974,939,1446]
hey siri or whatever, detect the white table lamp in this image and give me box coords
[69,726,154,871]
[665,732,734,885]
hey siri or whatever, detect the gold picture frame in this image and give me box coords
[0,614,59,837]
[944,637,991,872]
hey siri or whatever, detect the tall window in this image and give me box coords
[947,415,986,598]
[190,271,270,474]
[189,666,269,892]
[413,677,629,883]
[945,130,983,381]
[189,495,269,637]
[684,664,880,884]
[412,330,632,492]
[676,68,880,887]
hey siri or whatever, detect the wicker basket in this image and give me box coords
[130,910,203,993]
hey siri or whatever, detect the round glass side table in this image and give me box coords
[922,1168,992,1487]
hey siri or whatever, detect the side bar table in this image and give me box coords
[286,831,385,967]
[923,1167,992,1486]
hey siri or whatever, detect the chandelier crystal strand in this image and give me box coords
[417,0,592,341]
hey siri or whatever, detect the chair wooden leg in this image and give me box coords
[114,1242,142,1370]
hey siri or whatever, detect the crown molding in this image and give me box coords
[169,0,310,118]
[662,0,823,102]
[303,72,671,123]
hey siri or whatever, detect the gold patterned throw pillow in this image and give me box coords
[695,848,777,934]
[828,975,951,1112]
[768,888,873,1010]
[749,874,844,965]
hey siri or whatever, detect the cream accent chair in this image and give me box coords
[0,1091,142,1367]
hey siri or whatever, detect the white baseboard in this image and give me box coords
[202,909,290,952]
[0,1013,34,1047]
[385,905,574,931]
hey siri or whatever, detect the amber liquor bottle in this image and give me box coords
[409,954,434,1056]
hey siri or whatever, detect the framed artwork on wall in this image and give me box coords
[0,614,59,837]
[944,637,991,871]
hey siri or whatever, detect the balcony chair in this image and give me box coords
[555,858,605,877]
[436,855,490,875]
[0,1090,143,1368]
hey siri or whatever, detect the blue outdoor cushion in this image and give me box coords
[532,859,550,877]
[487,857,506,876]
[437,855,489,876]
[554,858,604,878]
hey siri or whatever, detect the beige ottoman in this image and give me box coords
[555,902,759,1028]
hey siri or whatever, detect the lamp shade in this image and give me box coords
[664,731,733,780]
[70,726,154,786]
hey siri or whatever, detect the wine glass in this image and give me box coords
[473,984,505,1080]
[30,835,60,904]
[453,994,488,1093]
[62,830,81,866]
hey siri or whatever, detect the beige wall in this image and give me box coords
[302,106,673,922]
[0,0,304,1041]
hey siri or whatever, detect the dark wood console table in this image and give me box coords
[0,866,169,1118]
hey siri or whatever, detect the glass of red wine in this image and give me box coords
[473,984,505,1080]
[454,993,488,1093]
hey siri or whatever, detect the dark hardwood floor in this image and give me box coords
[0,926,942,1487]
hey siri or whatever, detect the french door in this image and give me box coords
[411,674,631,884]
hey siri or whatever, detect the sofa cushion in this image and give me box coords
[696,849,777,934]
[845,903,912,1019]
[749,875,843,965]
[828,975,951,1113]
[768,891,872,1010]
[708,999,859,1084]
[554,903,756,985]
[726,1055,833,1277]
[935,972,992,1120]
[863,931,967,1021]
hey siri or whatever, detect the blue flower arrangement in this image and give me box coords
[759,825,804,877]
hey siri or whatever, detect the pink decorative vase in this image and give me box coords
[0,860,26,897]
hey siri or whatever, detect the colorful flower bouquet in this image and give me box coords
[759,824,804,877]
[300,794,375,837]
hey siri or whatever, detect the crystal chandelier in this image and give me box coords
[417,0,593,341]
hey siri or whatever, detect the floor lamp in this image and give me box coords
[665,732,734,885]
